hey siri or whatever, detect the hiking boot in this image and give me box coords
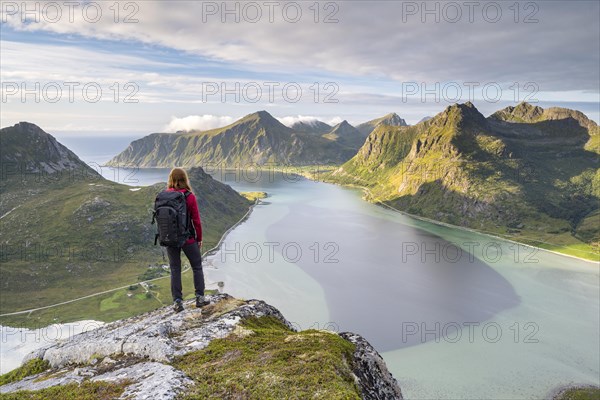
[173,299,184,313]
[196,295,209,308]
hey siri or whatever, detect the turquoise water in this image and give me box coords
[105,167,599,399]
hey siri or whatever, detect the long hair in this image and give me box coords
[167,167,193,191]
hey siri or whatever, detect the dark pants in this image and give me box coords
[166,241,205,302]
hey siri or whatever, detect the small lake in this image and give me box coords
[101,166,599,400]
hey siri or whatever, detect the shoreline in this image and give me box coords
[102,165,599,263]
[305,173,600,265]
[547,384,600,400]
[202,196,263,258]
[0,197,262,319]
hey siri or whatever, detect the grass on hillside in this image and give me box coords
[0,381,128,400]
[0,170,251,321]
[240,191,267,202]
[320,113,600,262]
[0,267,218,328]
[554,387,600,400]
[0,178,162,314]
[174,315,360,399]
[0,359,50,386]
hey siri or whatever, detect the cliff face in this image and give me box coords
[356,113,408,137]
[491,102,598,131]
[107,111,357,168]
[327,102,599,257]
[0,294,403,400]
[322,120,367,149]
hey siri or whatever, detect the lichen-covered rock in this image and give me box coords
[3,294,403,399]
[341,332,404,400]
[91,362,193,400]
[23,294,290,369]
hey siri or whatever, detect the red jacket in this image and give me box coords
[167,188,202,245]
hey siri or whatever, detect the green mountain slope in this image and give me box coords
[356,112,408,137]
[290,120,332,135]
[327,102,600,260]
[322,120,367,150]
[0,123,252,317]
[107,111,356,168]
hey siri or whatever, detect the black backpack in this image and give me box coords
[152,190,195,247]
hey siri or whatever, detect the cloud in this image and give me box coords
[163,115,234,132]
[277,115,345,128]
[327,117,344,126]
[2,1,599,132]
[277,115,323,127]
[2,1,598,92]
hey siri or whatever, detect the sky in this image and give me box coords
[1,0,599,137]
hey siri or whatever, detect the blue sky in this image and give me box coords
[1,1,599,136]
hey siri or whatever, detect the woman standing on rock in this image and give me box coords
[161,167,208,312]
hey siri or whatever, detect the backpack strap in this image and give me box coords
[184,191,196,239]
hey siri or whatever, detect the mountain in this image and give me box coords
[417,116,432,124]
[0,294,403,399]
[0,123,252,320]
[327,102,600,259]
[322,120,367,150]
[107,111,356,168]
[290,119,332,135]
[0,122,99,178]
[356,113,408,136]
[490,102,597,128]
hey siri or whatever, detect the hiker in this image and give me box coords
[153,167,208,313]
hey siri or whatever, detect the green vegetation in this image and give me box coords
[240,191,267,202]
[325,102,600,261]
[137,266,168,281]
[0,359,50,386]
[106,110,358,168]
[0,265,217,329]
[322,121,366,149]
[356,112,408,136]
[554,387,600,400]
[174,316,360,399]
[0,123,252,325]
[0,381,128,400]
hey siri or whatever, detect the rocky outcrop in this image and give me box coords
[327,102,599,252]
[356,113,408,137]
[1,294,403,399]
[491,102,599,131]
[341,332,404,400]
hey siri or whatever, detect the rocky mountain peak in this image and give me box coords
[490,102,598,130]
[490,102,544,123]
[380,113,408,127]
[0,122,98,177]
[333,120,354,130]
[246,110,282,125]
[438,102,488,128]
